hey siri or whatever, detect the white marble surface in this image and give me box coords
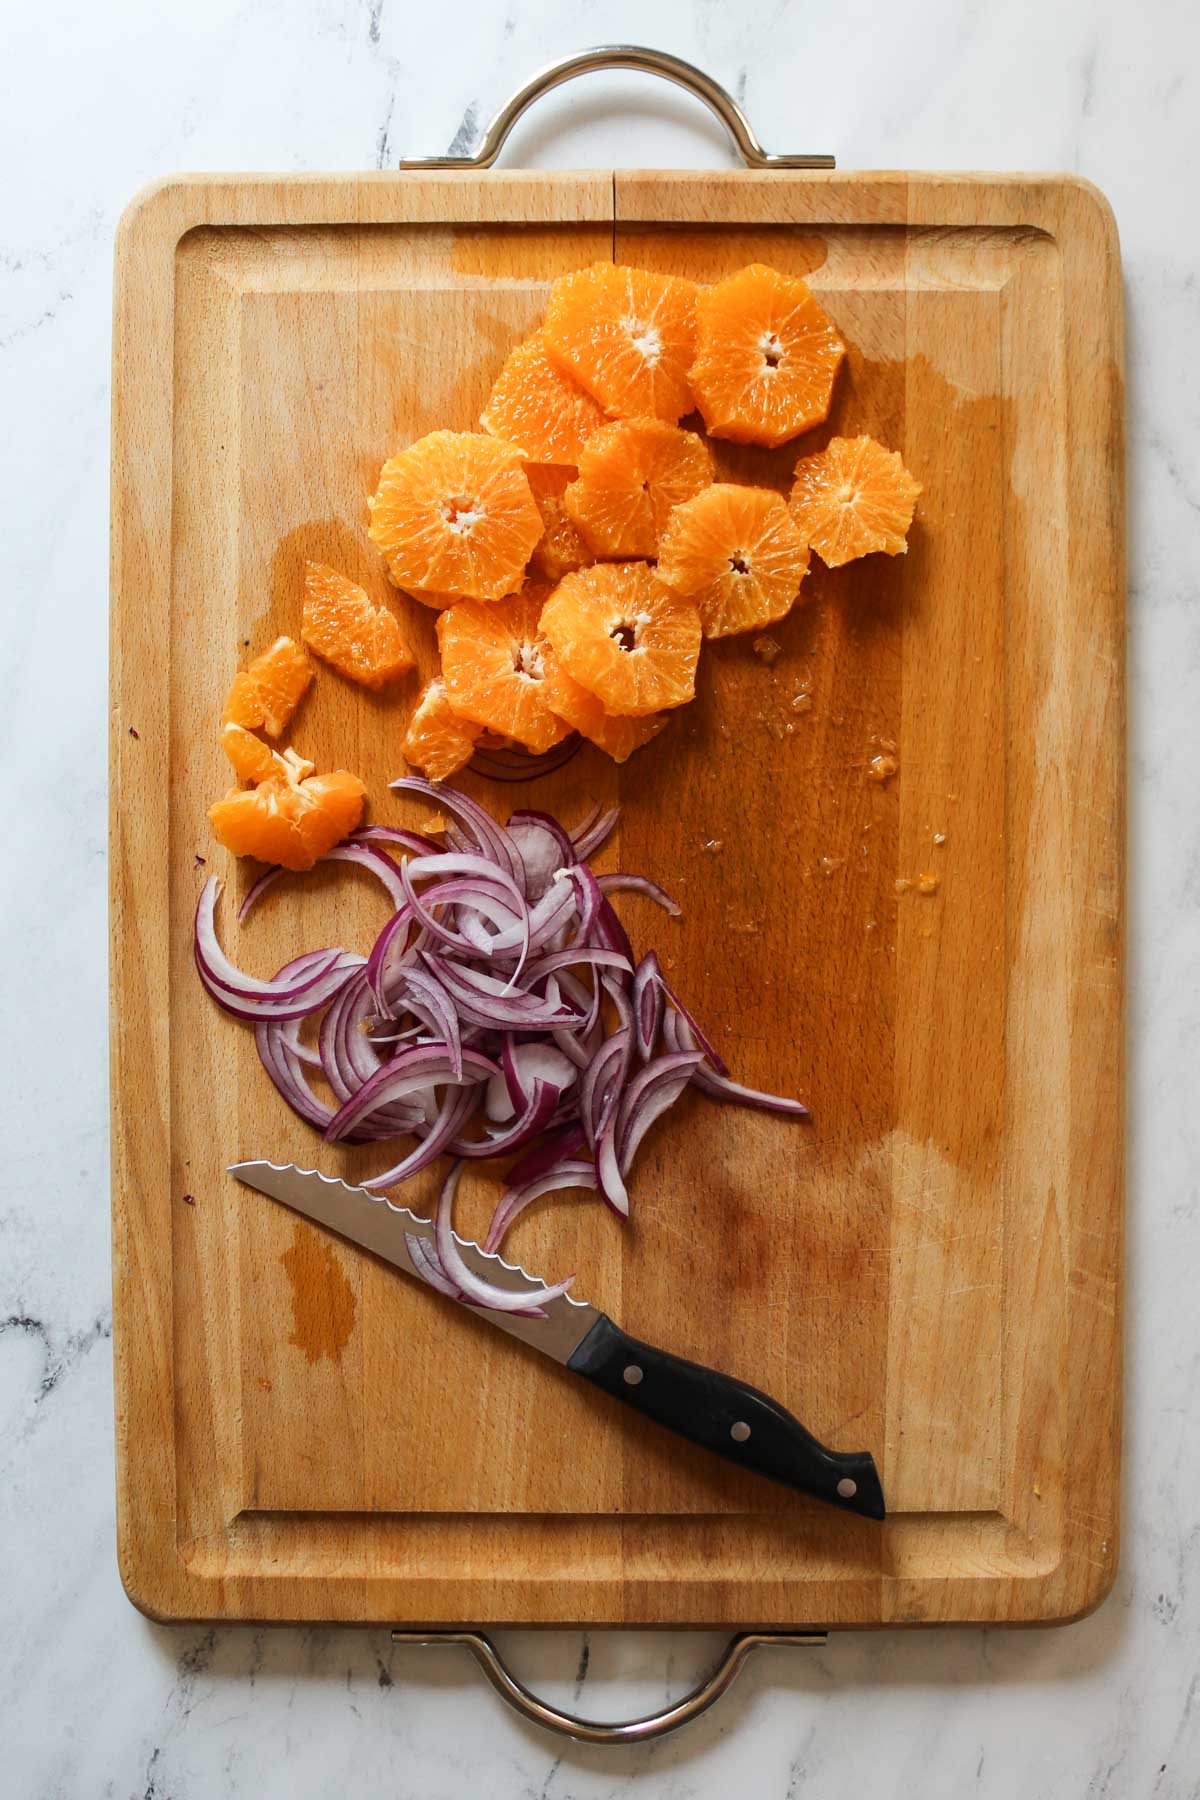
[2,0,1198,1793]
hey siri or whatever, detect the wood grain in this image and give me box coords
[110,170,1124,1627]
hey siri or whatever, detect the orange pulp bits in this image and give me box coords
[210,724,365,871]
[525,465,596,582]
[301,561,414,689]
[480,331,607,466]
[539,563,702,717]
[221,636,313,739]
[656,484,811,638]
[368,431,542,601]
[689,263,845,448]
[437,587,571,753]
[564,418,712,559]
[790,435,921,568]
[543,264,699,424]
[402,678,482,783]
[540,649,667,764]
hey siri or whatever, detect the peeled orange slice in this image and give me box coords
[480,332,607,467]
[543,264,699,424]
[656,484,811,638]
[690,264,845,448]
[437,586,571,753]
[538,563,701,717]
[526,465,596,582]
[302,561,414,689]
[220,721,278,784]
[540,649,667,763]
[402,678,482,783]
[210,738,365,871]
[563,418,712,559]
[790,435,921,568]
[368,431,541,601]
[221,636,313,739]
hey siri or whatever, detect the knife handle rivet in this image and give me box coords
[623,1364,644,1386]
[730,1421,751,1443]
[837,1477,858,1499]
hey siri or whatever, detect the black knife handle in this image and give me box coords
[566,1315,885,1519]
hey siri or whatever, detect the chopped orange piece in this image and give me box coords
[540,649,667,763]
[221,636,313,739]
[689,264,845,448]
[790,435,921,568]
[220,721,278,784]
[209,744,365,871]
[480,332,607,467]
[402,678,482,782]
[437,586,571,753]
[526,465,596,582]
[301,561,414,689]
[564,419,712,559]
[368,431,541,601]
[656,484,811,638]
[543,264,699,424]
[539,563,701,717]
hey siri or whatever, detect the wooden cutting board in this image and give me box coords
[110,169,1124,1628]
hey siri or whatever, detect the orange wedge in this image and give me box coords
[690,263,845,447]
[368,431,541,601]
[210,738,365,871]
[480,331,607,466]
[564,418,712,559]
[221,636,313,739]
[538,563,701,717]
[790,435,921,568]
[543,263,699,423]
[437,586,571,753]
[656,484,811,638]
[526,465,596,582]
[301,561,414,689]
[540,650,667,763]
[402,678,482,782]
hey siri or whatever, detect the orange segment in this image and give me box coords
[402,678,482,782]
[689,263,845,448]
[368,431,541,601]
[221,636,313,739]
[209,745,366,872]
[480,332,607,466]
[221,721,278,784]
[526,465,596,582]
[563,419,712,559]
[538,563,701,717]
[437,586,571,753]
[540,649,667,763]
[301,561,414,689]
[656,484,811,638]
[790,435,921,568]
[543,264,699,423]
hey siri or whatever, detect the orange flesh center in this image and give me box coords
[512,639,545,680]
[611,621,638,653]
[730,552,751,575]
[759,331,784,371]
[443,494,484,534]
[623,315,661,366]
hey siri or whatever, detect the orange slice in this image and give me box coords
[368,431,541,601]
[526,465,596,582]
[563,418,712,559]
[656,484,811,638]
[221,636,313,739]
[540,649,667,763]
[301,561,414,689]
[209,742,365,871]
[790,435,921,568]
[220,721,278,784]
[543,263,699,424]
[480,332,607,466]
[437,586,571,753]
[689,263,845,448]
[402,678,482,783]
[538,563,701,717]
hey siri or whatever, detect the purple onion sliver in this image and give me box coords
[434,1161,573,1314]
[596,872,681,918]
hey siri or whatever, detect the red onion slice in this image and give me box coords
[632,951,664,1061]
[572,804,620,862]
[505,814,572,901]
[595,1111,629,1217]
[394,966,463,1079]
[325,1042,497,1142]
[468,736,581,784]
[524,945,632,985]
[663,1011,808,1116]
[361,1086,479,1190]
[615,1051,704,1174]
[580,1027,633,1151]
[449,1077,560,1158]
[406,1232,469,1300]
[424,955,575,1030]
[484,1162,599,1254]
[658,975,730,1076]
[195,878,343,1002]
[351,824,444,856]
[502,1038,578,1110]
[434,1161,574,1314]
[596,872,681,918]
[237,842,409,924]
[592,897,634,965]
[391,776,524,888]
[504,1123,589,1189]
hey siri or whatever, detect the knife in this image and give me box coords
[230,1161,885,1520]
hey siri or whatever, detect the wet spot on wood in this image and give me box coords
[281,1226,356,1364]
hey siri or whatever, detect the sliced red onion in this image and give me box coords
[469,736,580,784]
[505,814,572,901]
[195,877,342,1002]
[632,952,664,1062]
[406,1232,468,1300]
[572,804,620,863]
[595,1111,629,1218]
[524,945,632,986]
[663,1011,808,1115]
[615,1051,704,1174]
[435,1161,574,1314]
[365,904,417,1010]
[567,862,603,941]
[596,872,681,918]
[401,866,529,966]
[237,842,409,924]
[485,1069,516,1123]
[504,1122,589,1188]
[580,1027,633,1151]
[325,1042,497,1142]
[484,1162,599,1254]
[394,966,462,1079]
[361,1086,479,1190]
[658,975,730,1076]
[424,955,575,1030]
[450,1077,560,1159]
[280,1015,323,1068]
[502,1038,578,1110]
[351,824,443,856]
[391,776,524,888]
[592,897,634,965]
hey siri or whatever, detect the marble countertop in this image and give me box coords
[2,0,1197,1793]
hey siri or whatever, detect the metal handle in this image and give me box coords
[390,1628,826,1744]
[397,46,835,171]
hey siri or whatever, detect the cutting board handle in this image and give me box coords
[396,45,836,172]
[390,1628,826,1744]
